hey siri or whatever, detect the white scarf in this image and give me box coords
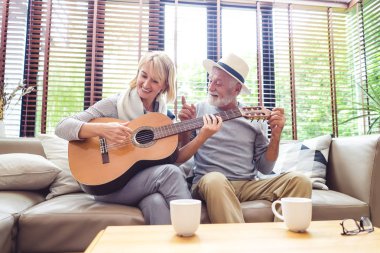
[116,87,167,121]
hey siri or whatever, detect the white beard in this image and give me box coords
[208,94,235,108]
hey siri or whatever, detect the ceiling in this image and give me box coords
[317,0,352,3]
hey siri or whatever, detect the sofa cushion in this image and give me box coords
[241,200,274,222]
[312,189,369,221]
[0,191,45,253]
[36,134,83,199]
[201,190,369,224]
[0,153,60,190]
[236,190,369,224]
[0,191,45,214]
[199,200,274,223]
[269,134,332,190]
[18,193,145,253]
[0,213,14,253]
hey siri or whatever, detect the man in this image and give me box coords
[179,53,312,223]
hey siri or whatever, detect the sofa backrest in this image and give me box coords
[326,134,380,226]
[0,138,46,157]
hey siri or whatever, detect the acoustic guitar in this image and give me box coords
[68,106,270,195]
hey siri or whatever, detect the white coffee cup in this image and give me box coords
[170,199,201,237]
[271,197,312,232]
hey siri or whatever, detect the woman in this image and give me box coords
[55,51,221,225]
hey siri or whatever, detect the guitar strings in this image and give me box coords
[104,119,205,150]
[104,112,267,150]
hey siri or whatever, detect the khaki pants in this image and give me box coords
[191,171,312,223]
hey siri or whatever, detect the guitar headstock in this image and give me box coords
[239,106,271,121]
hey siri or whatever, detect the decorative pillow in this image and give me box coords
[36,134,83,199]
[269,134,332,190]
[0,153,60,190]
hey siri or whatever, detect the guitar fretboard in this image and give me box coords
[153,108,243,140]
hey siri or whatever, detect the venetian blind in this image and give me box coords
[21,0,162,136]
[345,0,380,135]
[270,4,349,139]
[362,0,380,133]
[0,0,28,137]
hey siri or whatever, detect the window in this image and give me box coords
[0,0,379,139]
[164,3,208,113]
[221,5,258,106]
[345,0,380,134]
[163,2,258,114]
[271,5,349,139]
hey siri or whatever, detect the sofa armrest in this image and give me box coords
[326,134,380,226]
[370,136,380,227]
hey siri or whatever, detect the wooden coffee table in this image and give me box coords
[84,220,379,253]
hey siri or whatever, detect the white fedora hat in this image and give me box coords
[203,53,251,95]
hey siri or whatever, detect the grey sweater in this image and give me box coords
[192,102,275,184]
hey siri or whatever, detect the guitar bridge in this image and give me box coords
[99,137,110,164]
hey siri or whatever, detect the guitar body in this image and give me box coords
[68,113,178,195]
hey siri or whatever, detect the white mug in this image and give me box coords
[271,197,312,232]
[170,199,201,237]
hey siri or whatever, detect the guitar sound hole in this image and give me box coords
[135,129,154,145]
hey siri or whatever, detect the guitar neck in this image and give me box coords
[154,108,242,140]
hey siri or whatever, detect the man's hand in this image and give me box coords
[198,114,222,140]
[178,96,196,121]
[176,114,222,163]
[265,108,285,162]
[268,107,285,140]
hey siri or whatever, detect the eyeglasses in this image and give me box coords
[340,216,374,236]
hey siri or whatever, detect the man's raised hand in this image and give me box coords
[178,96,196,121]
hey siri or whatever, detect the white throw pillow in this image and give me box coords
[0,153,60,190]
[269,134,332,190]
[36,134,82,199]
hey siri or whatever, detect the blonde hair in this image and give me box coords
[129,51,176,102]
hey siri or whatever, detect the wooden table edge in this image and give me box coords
[84,229,105,253]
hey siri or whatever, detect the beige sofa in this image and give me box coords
[0,134,379,253]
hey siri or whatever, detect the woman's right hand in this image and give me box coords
[100,122,132,144]
[79,121,132,145]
